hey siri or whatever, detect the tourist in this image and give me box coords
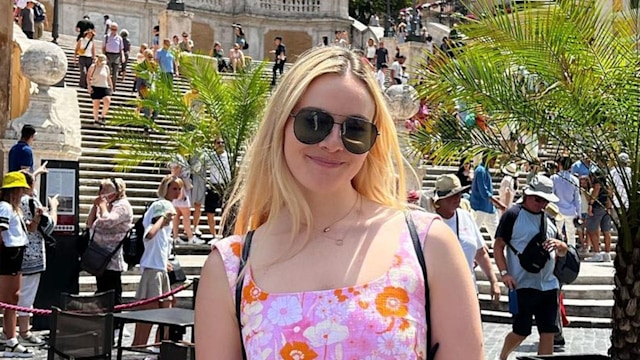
[32,1,46,40]
[585,169,613,262]
[119,29,131,82]
[132,43,148,92]
[494,175,567,359]
[168,156,202,245]
[204,138,230,239]
[8,125,36,172]
[374,40,389,70]
[18,0,35,39]
[366,37,376,64]
[0,172,33,357]
[209,41,228,72]
[179,32,194,52]
[577,175,590,253]
[470,154,506,247]
[610,152,631,210]
[270,36,286,86]
[455,159,473,188]
[156,38,178,88]
[229,43,245,73]
[85,178,133,306]
[171,35,180,51]
[428,174,501,301]
[135,49,158,126]
[551,156,581,246]
[103,14,111,35]
[131,175,180,348]
[87,54,114,125]
[75,29,96,89]
[75,14,94,41]
[18,171,57,346]
[390,54,405,84]
[499,163,518,215]
[195,46,483,359]
[376,62,387,90]
[102,21,125,90]
[151,25,160,54]
[233,24,246,49]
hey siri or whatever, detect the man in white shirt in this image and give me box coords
[390,55,405,85]
[376,63,388,90]
[611,152,632,210]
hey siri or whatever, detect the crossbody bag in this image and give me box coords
[234,211,439,360]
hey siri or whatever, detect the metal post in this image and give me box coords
[51,0,59,43]
[385,0,391,37]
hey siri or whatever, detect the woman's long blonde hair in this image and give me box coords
[224,46,406,238]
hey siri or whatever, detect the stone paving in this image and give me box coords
[3,322,611,359]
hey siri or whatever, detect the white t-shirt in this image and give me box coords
[140,201,174,271]
[499,175,515,210]
[0,201,28,247]
[366,45,376,59]
[376,69,386,89]
[391,61,403,81]
[441,209,484,275]
[210,151,231,184]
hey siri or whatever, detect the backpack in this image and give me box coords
[242,41,249,50]
[501,204,551,274]
[122,201,156,268]
[554,245,580,284]
[34,3,45,22]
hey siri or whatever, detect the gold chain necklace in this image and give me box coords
[317,196,361,246]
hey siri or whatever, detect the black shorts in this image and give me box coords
[0,245,25,276]
[513,288,559,336]
[204,188,222,214]
[90,86,112,100]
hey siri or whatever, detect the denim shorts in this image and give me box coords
[586,206,612,232]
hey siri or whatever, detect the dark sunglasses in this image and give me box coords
[291,108,379,154]
[533,196,549,204]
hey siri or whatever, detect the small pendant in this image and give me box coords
[323,227,331,233]
[335,239,344,246]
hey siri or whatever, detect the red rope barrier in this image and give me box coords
[0,282,192,316]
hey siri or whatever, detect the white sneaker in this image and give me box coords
[18,333,44,346]
[190,237,206,245]
[585,253,604,262]
[193,227,202,236]
[175,237,189,245]
[602,252,612,262]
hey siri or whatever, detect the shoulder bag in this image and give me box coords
[80,230,126,277]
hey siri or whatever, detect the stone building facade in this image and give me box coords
[57,0,351,61]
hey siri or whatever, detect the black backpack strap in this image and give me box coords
[235,231,254,360]
[405,211,439,360]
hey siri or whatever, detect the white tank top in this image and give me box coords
[78,38,94,57]
[90,64,110,88]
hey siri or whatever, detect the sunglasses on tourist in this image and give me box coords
[291,107,379,154]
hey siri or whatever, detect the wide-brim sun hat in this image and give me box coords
[523,174,559,203]
[2,172,29,189]
[502,163,518,177]
[431,174,470,202]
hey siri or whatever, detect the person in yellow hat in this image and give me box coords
[0,171,35,357]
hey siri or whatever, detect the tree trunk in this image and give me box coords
[610,230,640,359]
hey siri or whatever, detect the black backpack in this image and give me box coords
[34,3,45,22]
[242,42,249,50]
[122,201,156,268]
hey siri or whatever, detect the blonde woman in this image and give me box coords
[229,43,245,73]
[195,46,483,359]
[366,37,377,63]
[132,175,181,348]
[86,178,133,306]
[75,29,96,89]
[87,54,113,125]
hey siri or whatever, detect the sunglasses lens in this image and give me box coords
[293,109,333,145]
[342,117,378,154]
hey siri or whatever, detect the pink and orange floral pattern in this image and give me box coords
[214,210,437,359]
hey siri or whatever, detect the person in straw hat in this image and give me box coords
[499,163,519,215]
[0,171,35,357]
[426,174,500,302]
[494,174,568,359]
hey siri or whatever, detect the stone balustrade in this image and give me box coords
[186,0,341,18]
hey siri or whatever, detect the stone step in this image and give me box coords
[481,310,612,328]
[476,281,614,300]
[478,294,613,318]
[474,262,615,286]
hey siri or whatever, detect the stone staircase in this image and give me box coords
[50,33,615,326]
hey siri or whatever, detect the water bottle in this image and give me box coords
[508,289,519,315]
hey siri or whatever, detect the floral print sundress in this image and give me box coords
[214,211,437,360]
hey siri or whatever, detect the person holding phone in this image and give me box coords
[131,175,181,348]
